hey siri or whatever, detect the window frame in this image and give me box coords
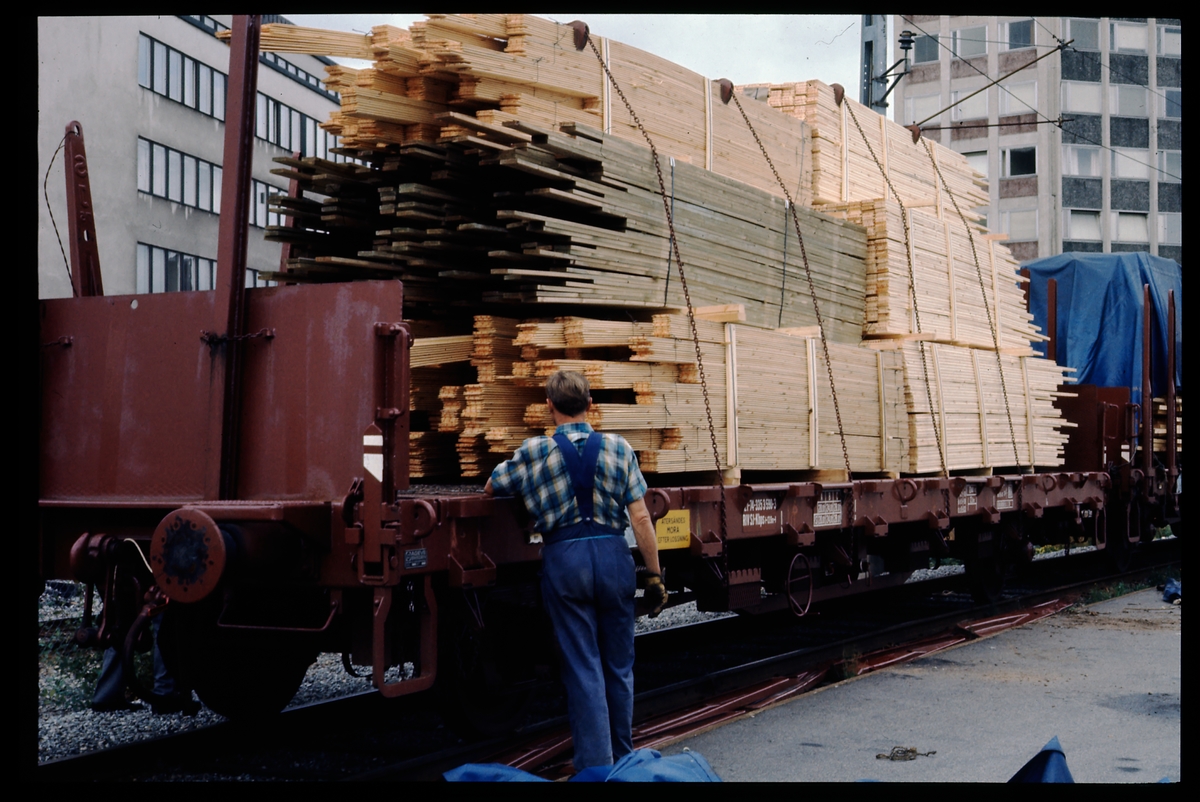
[952,25,988,60]
[1158,150,1181,183]
[951,88,989,121]
[1001,146,1038,177]
[1063,18,1100,51]
[1109,20,1147,54]
[1064,209,1102,241]
[1061,81,1102,114]
[1111,211,1149,243]
[1006,19,1034,51]
[1062,144,1102,177]
[1110,147,1151,180]
[1157,24,1181,58]
[1004,208,1039,241]
[1109,84,1149,118]
[912,34,940,64]
[1000,81,1037,115]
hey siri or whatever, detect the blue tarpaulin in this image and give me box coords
[1022,253,1182,407]
[443,748,722,782]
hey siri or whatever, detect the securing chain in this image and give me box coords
[843,100,948,478]
[579,31,727,545]
[922,139,1024,472]
[726,90,854,485]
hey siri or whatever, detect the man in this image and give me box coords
[485,370,668,772]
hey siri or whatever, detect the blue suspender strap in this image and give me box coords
[552,431,602,521]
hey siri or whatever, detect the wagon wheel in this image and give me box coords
[786,552,814,617]
[157,596,317,720]
[436,588,539,738]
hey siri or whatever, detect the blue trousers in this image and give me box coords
[541,531,637,771]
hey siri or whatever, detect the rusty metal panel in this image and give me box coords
[40,292,220,501]
[237,280,405,501]
[39,280,405,506]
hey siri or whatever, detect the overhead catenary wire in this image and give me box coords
[901,16,1180,182]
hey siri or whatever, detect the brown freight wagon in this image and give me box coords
[39,17,1179,729]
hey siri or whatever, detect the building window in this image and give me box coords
[1110,84,1148,117]
[1004,209,1038,241]
[1063,18,1099,51]
[962,151,989,179]
[951,88,988,120]
[138,33,227,122]
[1006,19,1034,50]
[952,26,987,59]
[1159,213,1182,245]
[1158,151,1181,183]
[137,242,216,294]
[1159,89,1181,120]
[912,34,940,64]
[1158,24,1182,57]
[1062,145,1102,177]
[1064,210,1101,240]
[250,179,286,229]
[254,92,343,160]
[1061,81,1102,114]
[1111,148,1150,180]
[1111,212,1149,243]
[904,93,943,125]
[137,137,222,212]
[1002,146,1037,177]
[1110,21,1147,53]
[1000,81,1037,115]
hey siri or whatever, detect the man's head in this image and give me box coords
[545,370,591,417]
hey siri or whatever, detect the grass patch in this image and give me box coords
[38,622,156,713]
[1078,567,1180,606]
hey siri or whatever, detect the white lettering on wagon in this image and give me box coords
[957,484,978,515]
[742,497,779,528]
[814,491,843,527]
[996,483,1015,510]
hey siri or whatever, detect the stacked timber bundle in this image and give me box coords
[240,15,813,204]
[247,15,1073,477]
[266,121,868,337]
[818,199,1041,352]
[738,80,987,211]
[893,342,1072,472]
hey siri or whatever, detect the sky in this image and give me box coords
[281,13,879,100]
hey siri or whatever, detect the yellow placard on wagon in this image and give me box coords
[655,510,691,550]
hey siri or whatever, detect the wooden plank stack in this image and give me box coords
[249,15,1073,478]
[817,199,1042,352]
[738,80,988,212]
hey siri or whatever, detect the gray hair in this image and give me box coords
[545,370,591,416]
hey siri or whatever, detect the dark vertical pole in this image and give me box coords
[1140,284,1152,479]
[1046,278,1057,363]
[63,121,103,297]
[207,15,261,500]
[1165,289,1177,486]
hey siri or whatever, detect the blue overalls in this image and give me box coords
[542,432,637,771]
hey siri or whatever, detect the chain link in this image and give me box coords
[843,101,948,478]
[922,139,1024,472]
[729,92,854,484]
[582,35,727,544]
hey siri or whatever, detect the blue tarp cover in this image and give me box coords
[1022,252,1181,406]
[443,748,722,782]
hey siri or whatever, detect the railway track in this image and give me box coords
[35,539,1178,781]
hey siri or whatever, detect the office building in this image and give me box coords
[38,15,344,298]
[892,16,1181,265]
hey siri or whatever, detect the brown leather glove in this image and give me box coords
[642,573,668,618]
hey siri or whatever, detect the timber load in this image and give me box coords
[253,14,1071,478]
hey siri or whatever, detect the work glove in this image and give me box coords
[640,572,668,618]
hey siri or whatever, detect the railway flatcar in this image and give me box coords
[38,16,1180,730]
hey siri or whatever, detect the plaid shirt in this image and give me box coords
[489,422,648,534]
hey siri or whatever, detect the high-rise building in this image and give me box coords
[892,16,1181,265]
[38,15,344,299]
